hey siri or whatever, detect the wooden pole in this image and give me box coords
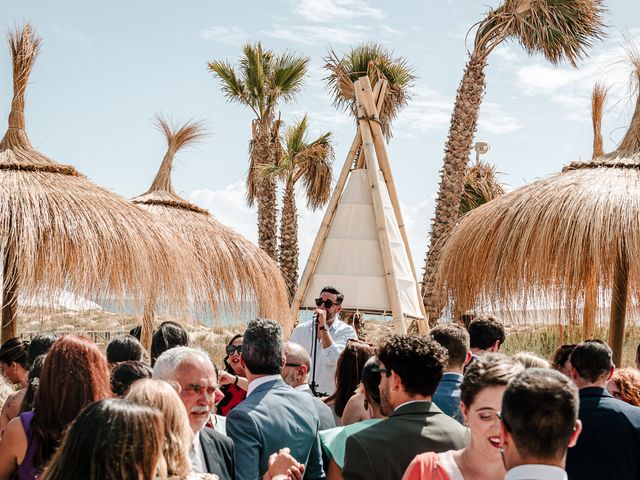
[2,245,18,342]
[608,250,629,367]
[289,82,384,324]
[141,298,155,354]
[583,274,597,339]
[358,79,429,333]
[355,79,406,334]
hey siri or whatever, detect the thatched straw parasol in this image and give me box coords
[0,25,207,341]
[436,54,640,366]
[132,115,290,348]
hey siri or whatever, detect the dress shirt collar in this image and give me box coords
[247,374,282,397]
[394,399,429,412]
[505,464,567,480]
[441,372,464,382]
[295,383,312,393]
[190,430,207,473]
[305,314,342,332]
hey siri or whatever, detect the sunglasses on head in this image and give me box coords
[226,345,242,355]
[315,298,338,308]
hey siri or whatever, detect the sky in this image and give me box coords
[2,0,640,277]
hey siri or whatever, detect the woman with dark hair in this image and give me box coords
[0,335,111,479]
[40,398,165,480]
[320,356,385,480]
[0,338,30,431]
[26,334,57,365]
[324,339,374,425]
[151,321,189,365]
[110,361,153,397]
[19,355,46,413]
[217,334,248,416]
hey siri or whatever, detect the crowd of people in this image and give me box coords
[0,285,639,480]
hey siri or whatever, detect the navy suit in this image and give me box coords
[226,377,324,480]
[566,387,640,480]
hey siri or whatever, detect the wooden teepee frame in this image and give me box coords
[290,77,427,334]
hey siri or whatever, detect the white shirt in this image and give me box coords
[189,430,207,474]
[289,316,357,396]
[506,464,568,480]
[247,374,282,397]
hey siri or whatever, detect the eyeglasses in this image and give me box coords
[378,367,391,377]
[284,363,303,367]
[226,345,242,355]
[315,298,338,308]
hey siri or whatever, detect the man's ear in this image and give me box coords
[570,365,578,381]
[607,366,615,381]
[300,365,309,376]
[568,419,582,448]
[390,370,402,392]
[492,340,501,352]
[240,355,247,370]
[499,419,511,448]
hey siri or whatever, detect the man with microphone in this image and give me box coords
[290,286,358,396]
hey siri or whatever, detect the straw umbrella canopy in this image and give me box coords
[132,115,290,347]
[0,25,211,342]
[436,57,640,366]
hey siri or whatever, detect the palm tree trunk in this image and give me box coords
[422,53,486,324]
[254,122,278,260]
[279,181,298,300]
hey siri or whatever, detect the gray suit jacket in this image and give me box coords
[342,401,467,480]
[298,384,337,431]
[226,377,325,480]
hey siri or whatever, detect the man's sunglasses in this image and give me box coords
[226,345,242,355]
[315,298,339,308]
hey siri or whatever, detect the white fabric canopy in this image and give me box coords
[302,169,423,319]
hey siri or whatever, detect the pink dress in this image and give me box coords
[402,450,464,480]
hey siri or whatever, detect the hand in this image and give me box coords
[264,448,305,480]
[315,308,327,330]
[218,370,236,386]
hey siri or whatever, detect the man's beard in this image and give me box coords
[379,388,392,416]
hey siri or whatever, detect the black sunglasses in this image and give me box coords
[284,363,303,367]
[226,345,242,355]
[315,298,338,308]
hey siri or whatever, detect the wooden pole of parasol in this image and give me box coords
[608,249,629,367]
[289,81,384,323]
[141,299,155,353]
[583,274,597,339]
[355,78,406,334]
[1,245,18,341]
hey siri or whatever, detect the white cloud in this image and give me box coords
[199,26,248,44]
[265,24,369,45]
[396,85,522,136]
[293,0,384,23]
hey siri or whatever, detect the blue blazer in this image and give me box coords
[226,377,324,480]
[566,387,640,480]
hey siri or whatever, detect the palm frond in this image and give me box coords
[459,160,505,215]
[476,0,606,65]
[324,42,415,139]
[207,60,252,108]
[269,51,309,104]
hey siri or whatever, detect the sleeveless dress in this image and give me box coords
[402,450,464,480]
[18,411,41,480]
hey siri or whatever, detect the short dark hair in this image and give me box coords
[0,337,30,369]
[321,286,344,305]
[570,339,612,382]
[361,356,382,406]
[242,319,284,375]
[468,316,505,350]
[377,335,447,396]
[552,344,576,370]
[461,353,522,407]
[106,335,144,364]
[110,361,153,397]
[129,325,142,341]
[151,321,189,365]
[501,368,578,460]
[28,333,58,362]
[430,324,470,368]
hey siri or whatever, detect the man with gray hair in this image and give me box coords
[153,346,234,480]
[227,319,325,480]
[282,342,336,430]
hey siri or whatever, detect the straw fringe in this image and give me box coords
[133,117,291,331]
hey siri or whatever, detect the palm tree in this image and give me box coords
[422,0,606,324]
[325,42,415,140]
[208,43,309,260]
[259,115,334,299]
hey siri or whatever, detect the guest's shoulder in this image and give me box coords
[201,427,234,448]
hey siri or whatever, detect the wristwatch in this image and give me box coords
[234,375,239,386]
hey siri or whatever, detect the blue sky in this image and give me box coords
[2,0,639,273]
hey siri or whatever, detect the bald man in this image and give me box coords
[283,342,336,430]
